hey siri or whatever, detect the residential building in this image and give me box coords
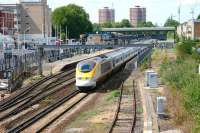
[0,0,52,45]
[20,0,52,38]
[0,4,21,35]
[177,20,200,40]
[130,6,146,27]
[99,7,115,24]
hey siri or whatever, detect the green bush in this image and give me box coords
[160,58,200,131]
[176,41,194,56]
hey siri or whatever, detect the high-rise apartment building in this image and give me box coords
[130,6,146,27]
[99,7,115,24]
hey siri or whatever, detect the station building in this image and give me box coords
[86,33,113,45]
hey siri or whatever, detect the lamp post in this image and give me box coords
[2,17,4,47]
[43,0,46,38]
[23,26,30,49]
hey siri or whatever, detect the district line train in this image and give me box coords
[75,47,148,90]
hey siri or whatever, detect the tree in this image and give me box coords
[92,23,101,32]
[112,22,121,28]
[120,19,131,27]
[52,4,93,39]
[60,32,66,41]
[137,21,155,27]
[197,14,200,20]
[99,19,132,28]
[101,22,113,28]
[164,18,179,27]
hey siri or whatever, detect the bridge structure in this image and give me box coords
[101,27,176,32]
[101,27,176,45]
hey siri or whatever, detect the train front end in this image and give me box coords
[76,60,97,90]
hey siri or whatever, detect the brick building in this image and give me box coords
[0,0,52,41]
[0,4,21,35]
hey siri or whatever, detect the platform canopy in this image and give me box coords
[101,27,176,32]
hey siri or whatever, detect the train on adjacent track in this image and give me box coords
[75,47,147,90]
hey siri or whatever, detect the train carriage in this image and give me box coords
[76,47,140,90]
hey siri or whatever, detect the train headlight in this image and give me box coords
[77,77,92,80]
[78,77,82,80]
[85,77,92,80]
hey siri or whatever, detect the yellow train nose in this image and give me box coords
[76,66,96,79]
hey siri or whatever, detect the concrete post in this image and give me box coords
[123,40,126,46]
[114,39,118,45]
[38,46,44,76]
[134,60,138,69]
[199,64,200,74]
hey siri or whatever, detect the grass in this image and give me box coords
[66,91,117,132]
[160,51,200,132]
[106,90,120,102]
[66,107,100,129]
[76,110,98,121]
[30,75,43,81]
[43,97,54,104]
[136,106,143,113]
[139,57,150,71]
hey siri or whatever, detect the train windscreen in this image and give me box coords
[78,61,96,73]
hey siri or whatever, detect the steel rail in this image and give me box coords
[108,82,124,133]
[7,90,81,133]
[36,93,89,133]
[0,69,75,111]
[0,77,75,121]
[108,80,137,133]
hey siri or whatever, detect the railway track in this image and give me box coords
[0,69,74,109]
[0,69,76,121]
[108,80,136,133]
[0,50,117,112]
[7,90,89,133]
[0,71,65,106]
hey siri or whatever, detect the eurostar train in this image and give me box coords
[75,47,146,90]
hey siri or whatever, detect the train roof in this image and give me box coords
[78,47,141,64]
[78,57,104,64]
[103,47,137,58]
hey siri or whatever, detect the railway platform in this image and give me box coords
[42,49,114,76]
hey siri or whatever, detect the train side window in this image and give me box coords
[101,61,111,74]
[113,60,115,67]
[3,72,7,79]
[8,72,11,78]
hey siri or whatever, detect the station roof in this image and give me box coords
[101,27,176,32]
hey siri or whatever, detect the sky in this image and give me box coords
[0,0,200,26]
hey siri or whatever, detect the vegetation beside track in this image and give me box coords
[64,90,118,133]
[106,90,120,102]
[159,40,200,132]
